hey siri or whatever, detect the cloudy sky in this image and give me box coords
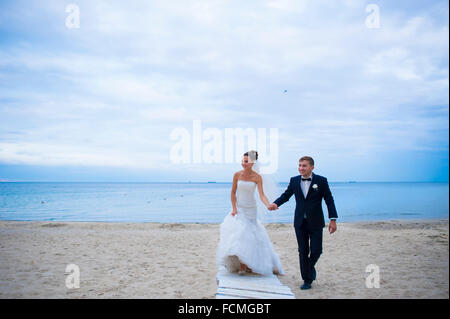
[0,0,448,182]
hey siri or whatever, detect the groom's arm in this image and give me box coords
[322,177,338,219]
[273,177,294,207]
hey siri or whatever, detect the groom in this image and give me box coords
[269,156,337,290]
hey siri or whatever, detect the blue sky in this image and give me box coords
[0,0,448,182]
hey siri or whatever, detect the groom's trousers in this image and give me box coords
[294,218,323,284]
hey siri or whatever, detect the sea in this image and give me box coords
[0,182,448,223]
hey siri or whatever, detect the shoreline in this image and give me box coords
[0,217,448,224]
[1,219,448,299]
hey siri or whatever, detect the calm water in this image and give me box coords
[0,182,448,223]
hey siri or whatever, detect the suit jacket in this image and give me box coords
[274,173,338,229]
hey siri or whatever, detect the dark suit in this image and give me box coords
[273,173,337,284]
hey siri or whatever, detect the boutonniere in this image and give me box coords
[312,184,318,190]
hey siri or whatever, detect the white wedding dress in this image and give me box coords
[216,180,285,276]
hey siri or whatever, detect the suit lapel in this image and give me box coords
[294,175,305,201]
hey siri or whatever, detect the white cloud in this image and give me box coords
[0,0,448,180]
[266,0,310,13]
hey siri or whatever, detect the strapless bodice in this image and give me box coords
[236,180,257,208]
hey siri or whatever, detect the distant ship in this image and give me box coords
[348,181,357,183]
[207,181,217,183]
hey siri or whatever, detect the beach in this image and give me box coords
[0,219,448,299]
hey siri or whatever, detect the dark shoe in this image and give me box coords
[312,269,316,281]
[300,282,312,290]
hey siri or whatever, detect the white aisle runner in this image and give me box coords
[215,266,296,299]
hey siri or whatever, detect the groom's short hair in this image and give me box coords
[299,156,314,166]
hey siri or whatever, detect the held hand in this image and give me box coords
[231,209,237,217]
[328,220,337,234]
[267,203,278,211]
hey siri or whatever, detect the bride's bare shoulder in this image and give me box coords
[253,172,262,183]
[233,171,243,179]
[252,171,261,178]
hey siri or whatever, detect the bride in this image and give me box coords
[216,150,285,276]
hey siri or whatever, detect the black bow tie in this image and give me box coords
[301,177,312,181]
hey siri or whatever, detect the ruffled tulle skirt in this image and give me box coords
[216,207,285,276]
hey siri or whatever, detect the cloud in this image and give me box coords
[0,0,448,181]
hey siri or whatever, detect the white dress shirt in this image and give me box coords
[300,174,336,221]
[300,174,312,218]
[300,174,312,198]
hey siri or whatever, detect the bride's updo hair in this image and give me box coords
[244,150,258,162]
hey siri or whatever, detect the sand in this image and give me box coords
[0,219,448,299]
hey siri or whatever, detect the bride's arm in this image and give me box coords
[256,175,270,208]
[231,173,238,215]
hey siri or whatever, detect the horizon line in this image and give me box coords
[0,180,448,184]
